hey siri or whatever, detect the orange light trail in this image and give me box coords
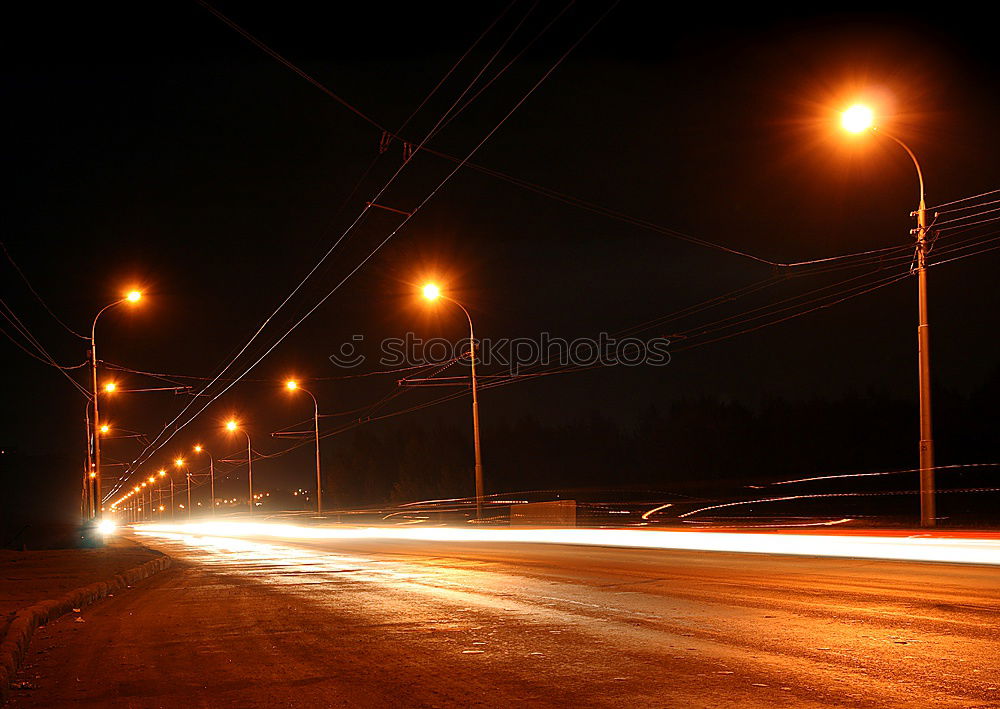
[133,522,1000,566]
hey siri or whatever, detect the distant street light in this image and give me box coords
[421,283,484,520]
[175,457,191,520]
[193,444,216,517]
[840,103,936,527]
[225,420,254,516]
[147,476,156,522]
[285,379,323,514]
[158,469,167,519]
[88,290,143,521]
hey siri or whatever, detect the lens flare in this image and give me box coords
[841,104,874,133]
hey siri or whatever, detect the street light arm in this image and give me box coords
[91,299,125,343]
[442,295,476,348]
[874,128,926,210]
[297,385,320,413]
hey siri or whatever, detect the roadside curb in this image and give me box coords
[0,551,171,704]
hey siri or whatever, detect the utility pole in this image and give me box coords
[84,404,95,519]
[88,346,102,520]
[914,192,935,527]
[469,332,484,521]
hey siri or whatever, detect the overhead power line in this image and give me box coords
[0,299,90,397]
[108,1,621,500]
[926,188,1000,212]
[1,241,88,340]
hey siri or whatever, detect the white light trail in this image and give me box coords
[133,522,1000,566]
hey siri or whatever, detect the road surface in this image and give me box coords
[10,529,999,707]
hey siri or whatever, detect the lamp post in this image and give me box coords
[841,104,935,527]
[285,380,323,514]
[147,476,156,522]
[421,283,484,520]
[175,457,191,520]
[83,402,95,518]
[226,420,254,516]
[88,290,141,520]
[194,445,215,516]
[157,469,167,519]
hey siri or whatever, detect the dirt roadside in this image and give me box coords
[1,537,170,704]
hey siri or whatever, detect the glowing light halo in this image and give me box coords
[841,104,874,133]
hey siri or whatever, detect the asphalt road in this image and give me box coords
[10,531,1000,708]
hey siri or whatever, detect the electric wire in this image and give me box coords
[0,241,89,340]
[108,2,620,500]
[926,188,1000,212]
[110,2,538,494]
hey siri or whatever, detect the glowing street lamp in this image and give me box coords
[225,420,254,516]
[88,289,143,522]
[193,444,216,517]
[157,468,175,521]
[104,382,117,393]
[839,102,935,527]
[840,104,873,133]
[285,379,323,514]
[175,457,192,520]
[421,283,485,519]
[147,475,156,522]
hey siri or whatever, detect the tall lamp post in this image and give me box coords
[194,444,215,516]
[157,469,167,519]
[175,457,191,520]
[88,290,142,520]
[226,420,254,516]
[285,380,323,514]
[841,104,936,527]
[421,283,484,520]
[146,475,157,522]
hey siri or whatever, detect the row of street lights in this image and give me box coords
[107,281,484,522]
[97,102,939,527]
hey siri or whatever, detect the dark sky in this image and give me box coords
[2,1,998,508]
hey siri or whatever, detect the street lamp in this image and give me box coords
[158,469,167,519]
[285,379,323,514]
[421,283,484,520]
[840,103,935,527]
[147,476,156,522]
[226,420,254,516]
[175,457,191,520]
[193,444,216,517]
[88,289,142,521]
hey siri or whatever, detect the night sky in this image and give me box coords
[3,2,998,519]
